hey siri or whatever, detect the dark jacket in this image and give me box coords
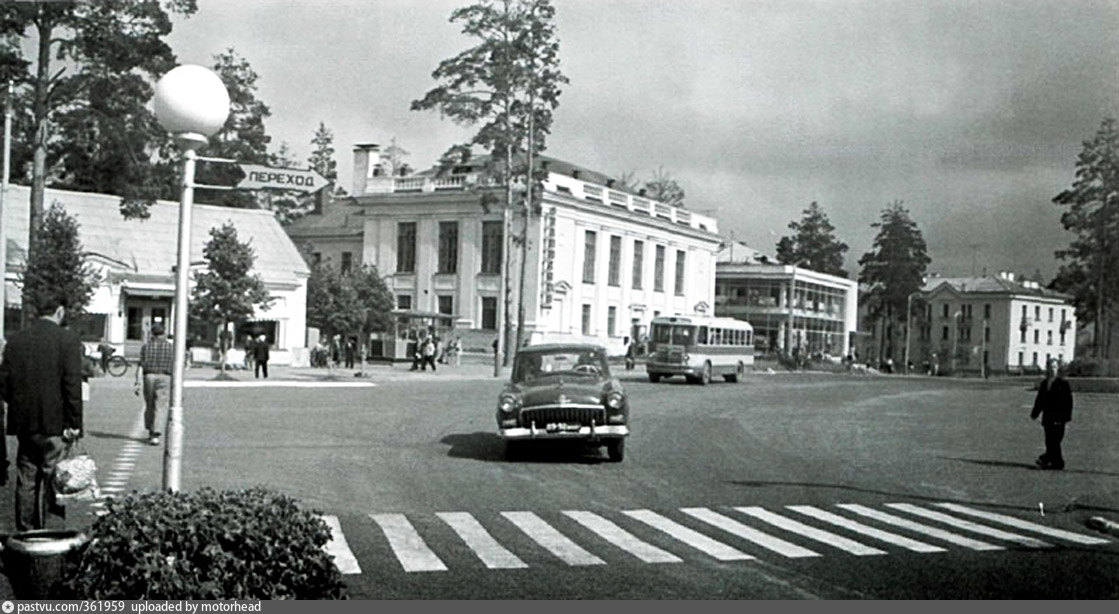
[253,340,270,362]
[0,318,83,437]
[1031,376,1073,425]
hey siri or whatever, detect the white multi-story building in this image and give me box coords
[287,146,722,354]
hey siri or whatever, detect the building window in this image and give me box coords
[1018,352,1023,366]
[984,304,991,319]
[1032,352,1038,365]
[608,236,621,286]
[608,306,617,337]
[341,251,353,274]
[985,326,990,342]
[1020,329,1026,343]
[481,297,497,330]
[942,326,949,341]
[438,222,459,274]
[1034,305,1040,320]
[583,231,597,283]
[674,250,686,296]
[1047,330,1053,345]
[1048,307,1054,322]
[396,295,412,310]
[942,303,949,318]
[632,241,644,289]
[481,221,503,275]
[654,245,666,292]
[582,304,592,335]
[1033,330,1039,344]
[437,295,454,316]
[1060,331,1066,345]
[396,222,416,273]
[1021,305,1027,319]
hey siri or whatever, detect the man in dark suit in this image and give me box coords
[0,298,83,530]
[1031,359,1073,470]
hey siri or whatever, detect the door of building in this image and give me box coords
[123,298,172,358]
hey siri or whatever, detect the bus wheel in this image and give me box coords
[725,361,744,383]
[648,373,661,383]
[699,362,712,385]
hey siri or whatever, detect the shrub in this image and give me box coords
[61,487,347,599]
[1066,358,1102,377]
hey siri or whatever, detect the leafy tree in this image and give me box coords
[412,0,568,364]
[1051,117,1119,359]
[305,259,363,340]
[19,201,100,317]
[190,223,273,371]
[858,201,931,362]
[775,202,849,278]
[348,264,396,335]
[643,166,685,208]
[262,141,311,225]
[379,136,413,178]
[0,0,196,252]
[307,122,337,184]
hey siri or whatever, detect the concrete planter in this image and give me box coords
[2,530,89,598]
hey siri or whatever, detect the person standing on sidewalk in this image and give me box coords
[0,298,83,530]
[1031,359,1073,470]
[254,334,271,379]
[135,323,174,446]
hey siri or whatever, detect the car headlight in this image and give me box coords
[499,394,521,413]
[604,391,625,410]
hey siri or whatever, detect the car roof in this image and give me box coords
[514,343,606,355]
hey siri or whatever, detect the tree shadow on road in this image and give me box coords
[727,479,1119,514]
[85,430,146,443]
[440,432,608,464]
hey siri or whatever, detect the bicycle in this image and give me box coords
[105,354,130,377]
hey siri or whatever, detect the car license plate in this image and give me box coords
[546,423,581,433]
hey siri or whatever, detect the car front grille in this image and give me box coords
[655,347,685,364]
[521,405,605,427]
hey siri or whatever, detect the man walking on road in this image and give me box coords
[135,323,174,446]
[1031,359,1073,470]
[0,297,83,530]
[254,334,270,379]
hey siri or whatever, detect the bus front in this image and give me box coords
[646,318,700,383]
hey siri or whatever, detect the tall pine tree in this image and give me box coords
[775,202,849,278]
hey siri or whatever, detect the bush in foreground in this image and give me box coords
[61,487,346,599]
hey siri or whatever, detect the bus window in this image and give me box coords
[698,326,708,345]
[652,324,673,344]
[676,326,694,346]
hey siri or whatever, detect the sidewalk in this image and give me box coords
[171,356,511,384]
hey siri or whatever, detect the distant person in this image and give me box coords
[344,337,356,369]
[625,337,637,371]
[1031,359,1073,470]
[136,323,174,446]
[254,335,271,379]
[0,297,83,530]
[97,341,115,376]
[243,334,255,371]
[421,336,437,372]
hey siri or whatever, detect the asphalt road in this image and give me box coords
[4,366,1117,599]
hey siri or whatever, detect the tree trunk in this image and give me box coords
[25,13,53,323]
[515,108,534,352]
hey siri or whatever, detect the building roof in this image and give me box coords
[285,195,364,238]
[922,275,1070,300]
[715,240,773,264]
[3,184,310,283]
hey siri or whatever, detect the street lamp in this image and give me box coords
[152,65,230,492]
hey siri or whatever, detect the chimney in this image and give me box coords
[571,170,581,180]
[352,143,380,196]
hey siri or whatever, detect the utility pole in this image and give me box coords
[0,80,12,341]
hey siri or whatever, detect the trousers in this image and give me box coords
[1042,423,1066,468]
[144,373,171,433]
[15,434,67,531]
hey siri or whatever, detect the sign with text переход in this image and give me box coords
[237,164,327,193]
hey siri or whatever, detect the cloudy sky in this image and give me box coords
[165,0,1119,279]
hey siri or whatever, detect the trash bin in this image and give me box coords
[2,530,89,599]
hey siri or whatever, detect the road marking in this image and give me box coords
[681,508,820,558]
[370,513,448,572]
[885,503,1051,548]
[437,512,528,569]
[321,515,362,574]
[563,511,682,563]
[734,507,886,556]
[786,506,945,553]
[184,380,376,388]
[837,504,1003,551]
[933,503,1110,545]
[501,512,605,566]
[623,509,753,561]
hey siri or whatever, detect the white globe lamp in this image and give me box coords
[151,64,229,492]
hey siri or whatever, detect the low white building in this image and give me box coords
[3,185,310,365]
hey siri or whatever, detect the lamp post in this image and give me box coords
[951,310,961,375]
[152,65,230,491]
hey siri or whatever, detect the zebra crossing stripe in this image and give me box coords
[563,510,682,563]
[733,507,886,556]
[933,503,1111,545]
[785,506,946,553]
[623,509,754,561]
[437,512,528,569]
[501,512,605,566]
[885,504,1051,548]
[837,504,1003,551]
[370,513,448,572]
[321,515,362,574]
[681,508,820,558]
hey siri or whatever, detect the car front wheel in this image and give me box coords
[606,439,625,462]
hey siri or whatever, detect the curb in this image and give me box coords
[1086,516,1119,537]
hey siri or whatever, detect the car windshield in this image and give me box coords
[513,349,609,383]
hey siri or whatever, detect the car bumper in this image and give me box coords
[646,362,700,376]
[499,424,629,440]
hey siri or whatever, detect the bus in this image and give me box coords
[646,315,754,385]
